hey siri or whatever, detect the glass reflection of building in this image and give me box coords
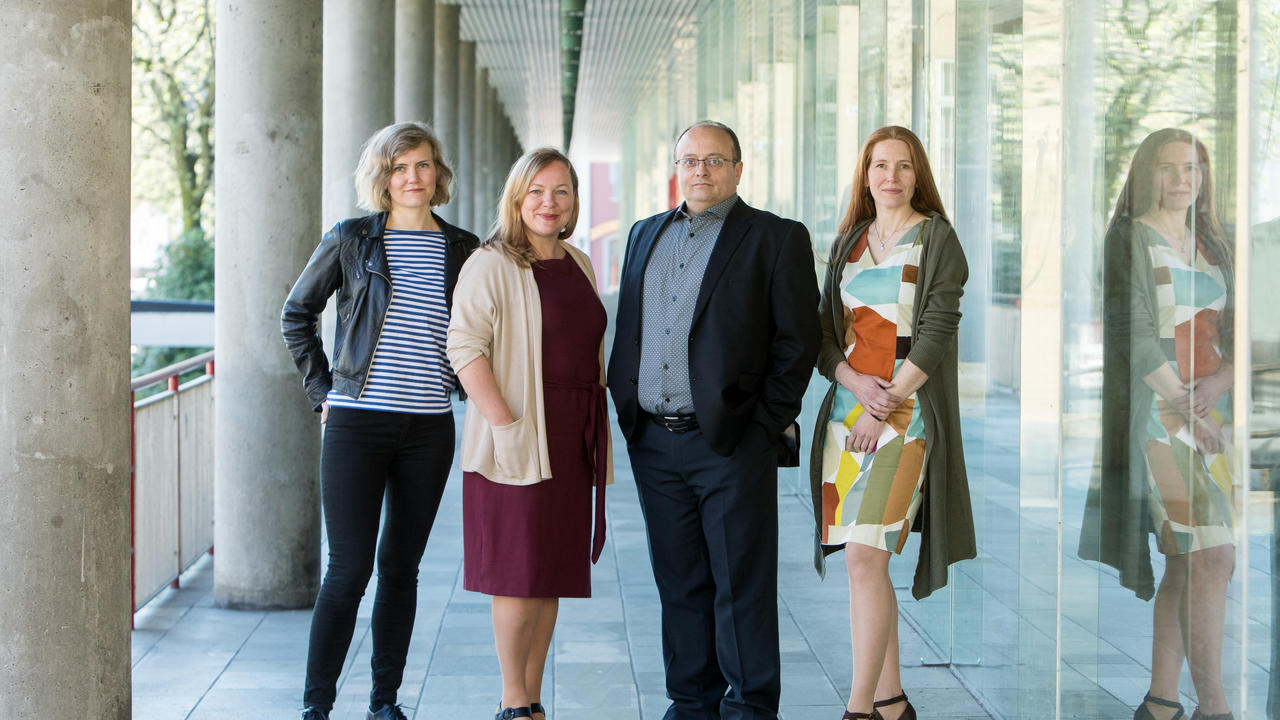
[613,1,1278,718]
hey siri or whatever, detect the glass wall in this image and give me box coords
[614,1,1274,717]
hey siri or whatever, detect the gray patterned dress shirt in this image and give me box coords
[637,193,740,415]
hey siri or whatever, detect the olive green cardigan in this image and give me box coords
[808,212,976,600]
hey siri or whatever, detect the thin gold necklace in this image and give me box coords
[1152,218,1192,257]
[874,212,912,252]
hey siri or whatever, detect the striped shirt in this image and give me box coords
[327,229,455,414]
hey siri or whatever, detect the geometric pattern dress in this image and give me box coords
[819,224,927,553]
[1138,222,1234,556]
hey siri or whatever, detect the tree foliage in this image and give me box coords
[133,0,215,234]
[131,0,216,379]
[1097,0,1232,214]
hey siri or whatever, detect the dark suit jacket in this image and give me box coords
[607,198,821,457]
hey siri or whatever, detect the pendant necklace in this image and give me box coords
[874,213,912,252]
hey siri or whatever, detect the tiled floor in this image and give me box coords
[131,410,993,719]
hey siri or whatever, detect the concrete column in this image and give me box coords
[482,85,500,218]
[455,41,476,231]
[494,105,513,198]
[324,0,395,228]
[214,0,324,609]
[472,68,492,233]
[0,3,132,717]
[433,2,460,223]
[395,0,435,123]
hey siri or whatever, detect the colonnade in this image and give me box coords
[0,0,523,714]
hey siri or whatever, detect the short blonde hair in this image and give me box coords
[485,148,580,268]
[354,121,453,212]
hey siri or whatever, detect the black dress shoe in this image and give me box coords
[496,707,533,720]
[301,708,330,720]
[530,701,546,717]
[367,703,410,720]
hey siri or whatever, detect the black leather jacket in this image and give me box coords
[281,211,480,410]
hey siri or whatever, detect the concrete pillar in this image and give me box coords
[213,1,325,609]
[455,41,476,231]
[481,84,499,220]
[324,0,395,228]
[472,68,492,234]
[395,0,435,123]
[493,103,512,199]
[433,2,460,223]
[0,3,132,717]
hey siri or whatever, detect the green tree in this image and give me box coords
[133,0,214,234]
[131,0,216,379]
[131,228,215,379]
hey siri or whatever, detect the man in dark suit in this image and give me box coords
[607,121,820,720]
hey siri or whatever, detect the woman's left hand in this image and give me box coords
[1189,372,1231,418]
[1191,417,1225,455]
[844,411,885,454]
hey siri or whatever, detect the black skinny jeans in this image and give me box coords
[303,407,454,712]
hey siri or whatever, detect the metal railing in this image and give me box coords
[131,351,216,616]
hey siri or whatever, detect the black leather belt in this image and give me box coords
[650,412,698,433]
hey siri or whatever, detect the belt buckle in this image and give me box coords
[656,413,696,433]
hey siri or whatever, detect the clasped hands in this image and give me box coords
[840,369,904,454]
[1162,373,1230,455]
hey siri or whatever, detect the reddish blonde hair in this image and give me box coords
[838,126,947,235]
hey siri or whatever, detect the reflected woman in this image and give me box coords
[809,126,974,720]
[1082,128,1236,720]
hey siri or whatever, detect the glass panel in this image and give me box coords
[613,3,1265,717]
[1248,4,1279,718]
[1073,3,1249,719]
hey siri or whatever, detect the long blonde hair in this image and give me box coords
[485,148,581,268]
[838,126,947,235]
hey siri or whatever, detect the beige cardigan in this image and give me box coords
[446,242,613,486]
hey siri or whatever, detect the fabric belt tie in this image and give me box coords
[544,378,608,563]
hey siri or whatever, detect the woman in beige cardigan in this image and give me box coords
[446,147,611,720]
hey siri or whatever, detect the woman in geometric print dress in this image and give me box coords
[282,122,479,720]
[1081,128,1235,720]
[809,126,974,720]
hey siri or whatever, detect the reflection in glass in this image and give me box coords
[1081,129,1237,720]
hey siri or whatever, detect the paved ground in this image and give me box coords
[131,408,994,720]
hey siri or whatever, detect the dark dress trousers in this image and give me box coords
[608,198,820,720]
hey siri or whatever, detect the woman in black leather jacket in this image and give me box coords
[281,121,478,720]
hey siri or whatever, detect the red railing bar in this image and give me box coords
[131,350,214,392]
[170,373,181,590]
[130,389,137,628]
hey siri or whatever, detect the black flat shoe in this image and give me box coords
[874,692,916,720]
[301,708,330,720]
[496,707,533,720]
[1135,694,1186,720]
[530,701,546,717]
[367,703,409,720]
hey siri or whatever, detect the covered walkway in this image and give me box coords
[131,412,993,719]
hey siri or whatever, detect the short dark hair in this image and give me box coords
[674,121,741,162]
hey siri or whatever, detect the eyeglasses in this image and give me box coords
[675,156,738,170]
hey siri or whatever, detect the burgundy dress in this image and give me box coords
[462,256,608,598]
